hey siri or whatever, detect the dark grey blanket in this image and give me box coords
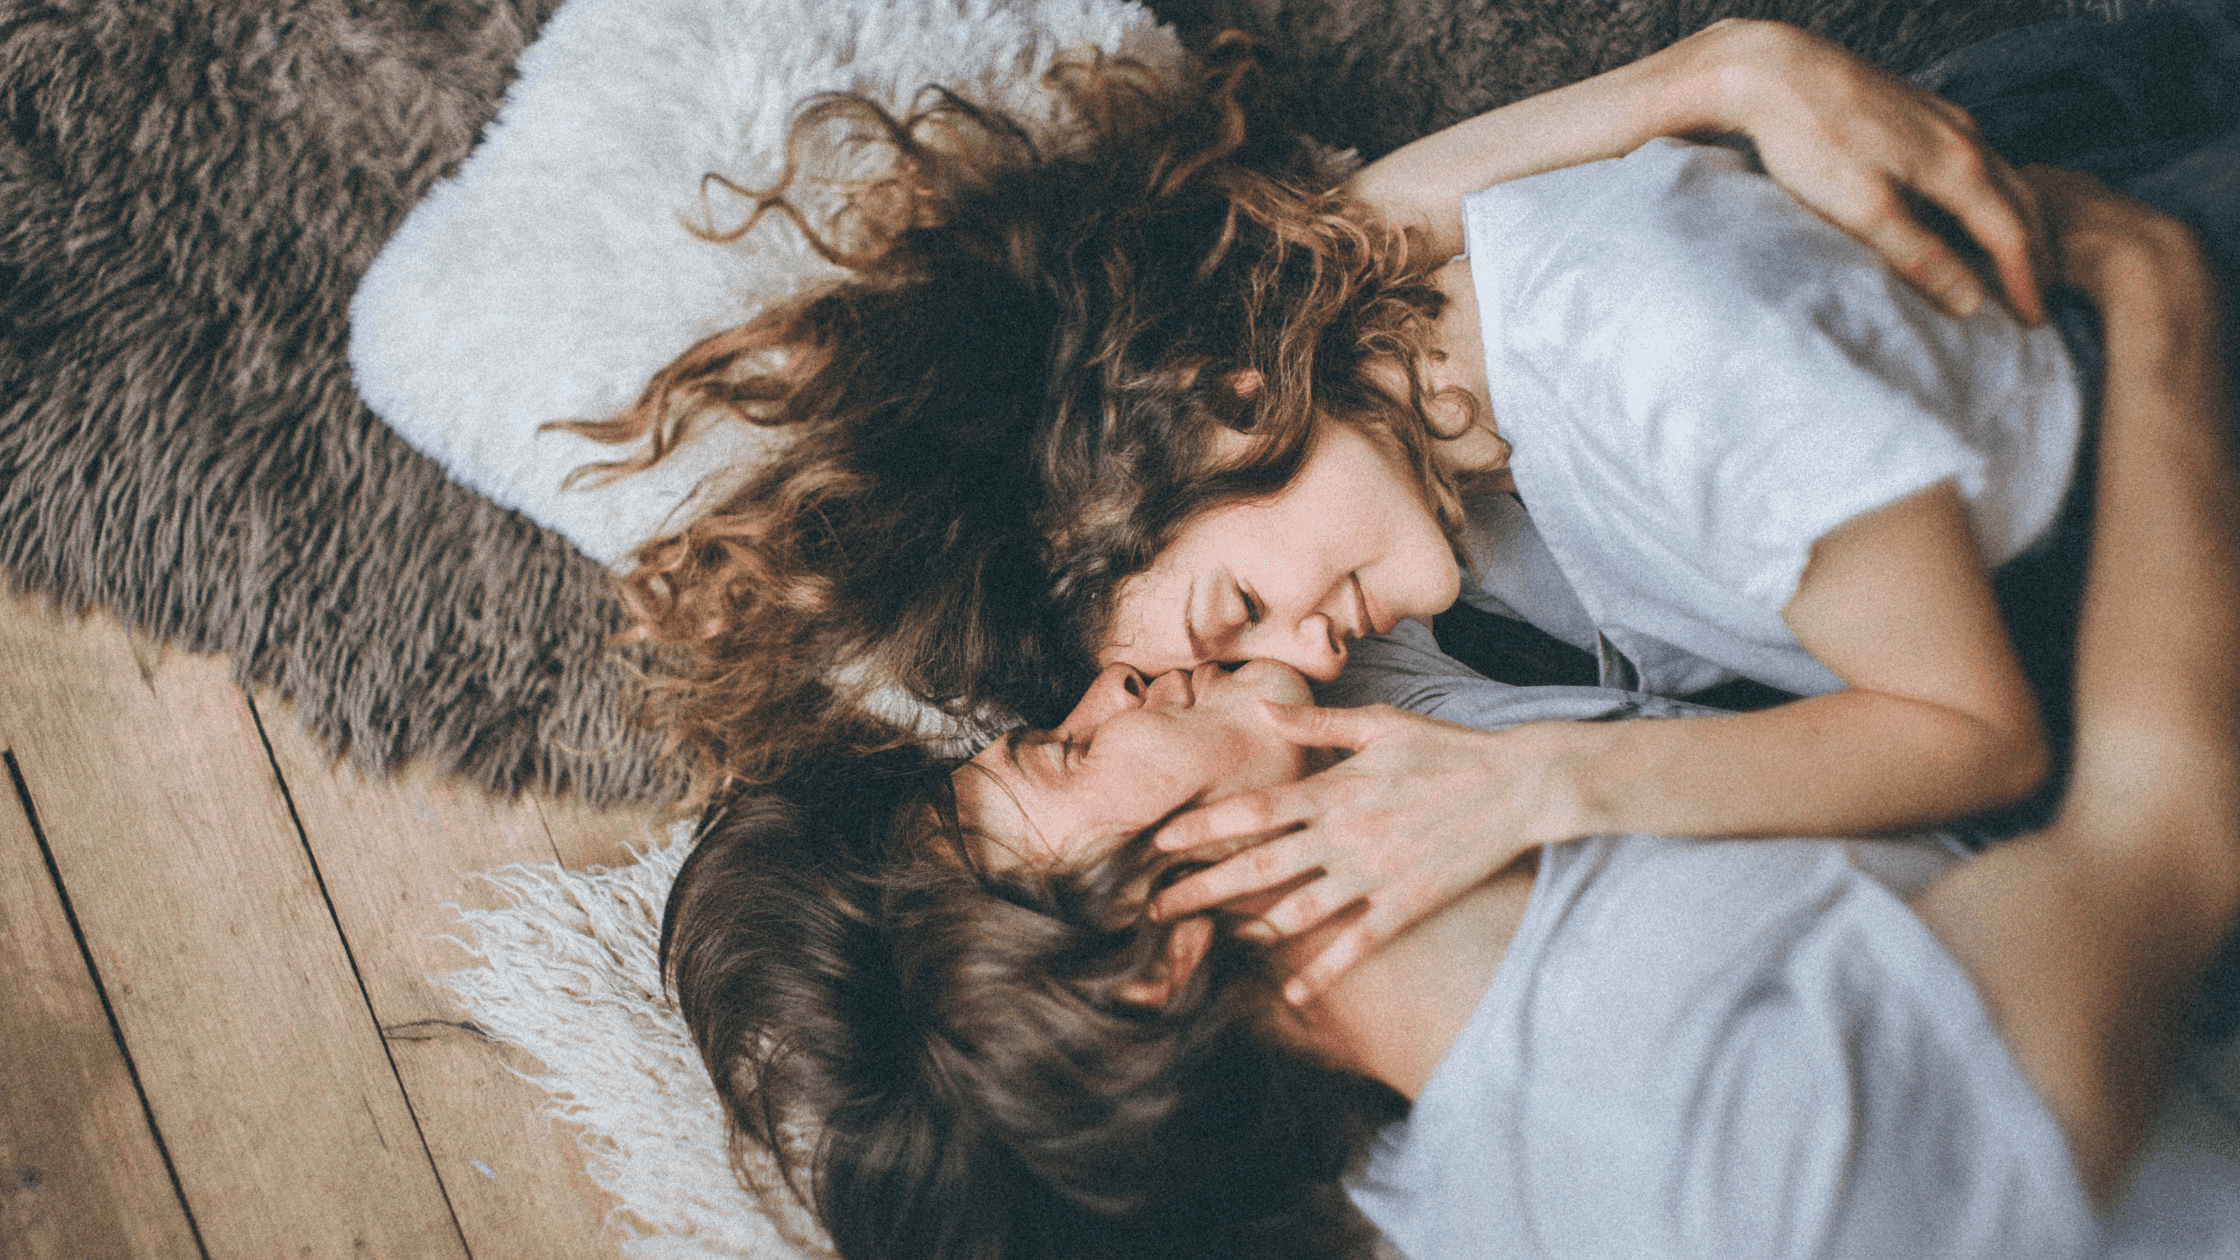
[0,0,2092,803]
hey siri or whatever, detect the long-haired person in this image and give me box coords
[578,19,2060,800]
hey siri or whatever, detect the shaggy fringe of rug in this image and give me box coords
[440,830,837,1259]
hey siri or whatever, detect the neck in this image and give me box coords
[1274,855,1539,1100]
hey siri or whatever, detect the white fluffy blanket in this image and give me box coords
[348,0,1183,567]
[439,831,841,1259]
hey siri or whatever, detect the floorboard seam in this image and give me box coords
[241,690,477,1258]
[5,748,213,1260]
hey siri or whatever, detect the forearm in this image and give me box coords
[1914,199,2240,1201]
[1516,687,2049,844]
[1344,19,1753,261]
[2028,216,2240,943]
[2065,235,2240,765]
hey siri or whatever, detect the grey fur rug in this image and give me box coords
[0,0,2093,804]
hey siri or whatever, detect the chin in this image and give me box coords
[1229,659,1314,704]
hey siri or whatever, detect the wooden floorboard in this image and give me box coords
[0,591,645,1259]
[0,596,467,1258]
[0,748,201,1259]
[257,689,639,1259]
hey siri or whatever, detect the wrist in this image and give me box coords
[1680,18,1800,139]
[1611,18,1760,148]
[2063,212,2221,325]
[1495,720,1608,845]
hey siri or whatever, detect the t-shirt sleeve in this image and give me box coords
[1462,140,1990,614]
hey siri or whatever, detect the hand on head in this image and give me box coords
[1147,700,1557,1007]
[1688,18,2054,324]
[954,657,1556,1011]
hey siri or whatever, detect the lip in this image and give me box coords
[1351,573,1391,637]
[1188,660,1227,703]
[1148,665,1200,710]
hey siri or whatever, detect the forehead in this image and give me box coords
[1101,530,1220,670]
[951,732,1092,868]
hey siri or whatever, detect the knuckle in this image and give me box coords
[1890,236,1949,280]
[1233,796,1278,831]
[1242,845,1286,880]
[1162,820,1208,852]
[1856,181,1908,225]
[1942,140,1989,182]
[1272,891,1324,933]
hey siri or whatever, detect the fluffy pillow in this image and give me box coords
[349,0,1185,567]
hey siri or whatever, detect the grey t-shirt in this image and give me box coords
[1320,622,2101,1258]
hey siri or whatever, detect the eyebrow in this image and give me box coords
[998,727,1032,775]
[998,727,1065,790]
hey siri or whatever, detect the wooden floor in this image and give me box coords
[0,588,654,1259]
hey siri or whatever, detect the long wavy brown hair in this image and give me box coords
[565,40,1459,799]
[663,764,1401,1260]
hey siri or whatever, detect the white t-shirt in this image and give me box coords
[1346,826,2099,1260]
[1458,138,2084,696]
[1320,622,2240,1258]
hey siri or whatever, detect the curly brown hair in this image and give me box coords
[566,41,1460,799]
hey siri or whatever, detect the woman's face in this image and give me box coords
[1098,424,1461,681]
[953,661,1321,868]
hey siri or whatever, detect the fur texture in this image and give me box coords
[0,0,2098,802]
[350,0,1183,569]
[0,0,664,800]
[441,829,839,1260]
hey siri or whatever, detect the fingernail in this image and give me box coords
[1238,921,1277,943]
[1283,979,1311,1006]
[1949,287,1982,319]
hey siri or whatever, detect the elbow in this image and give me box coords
[1969,712,2054,812]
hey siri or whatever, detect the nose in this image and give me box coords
[1257,612,1347,682]
[1053,663,1147,740]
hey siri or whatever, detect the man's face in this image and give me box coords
[952,661,1318,868]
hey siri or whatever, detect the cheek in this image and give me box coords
[1369,523,1461,618]
[1219,727,1310,794]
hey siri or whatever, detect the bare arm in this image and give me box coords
[1348,18,2048,321]
[1529,481,2052,840]
[1151,482,2054,998]
[1911,171,2240,1201]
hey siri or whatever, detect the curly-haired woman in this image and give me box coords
[579,18,2063,808]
